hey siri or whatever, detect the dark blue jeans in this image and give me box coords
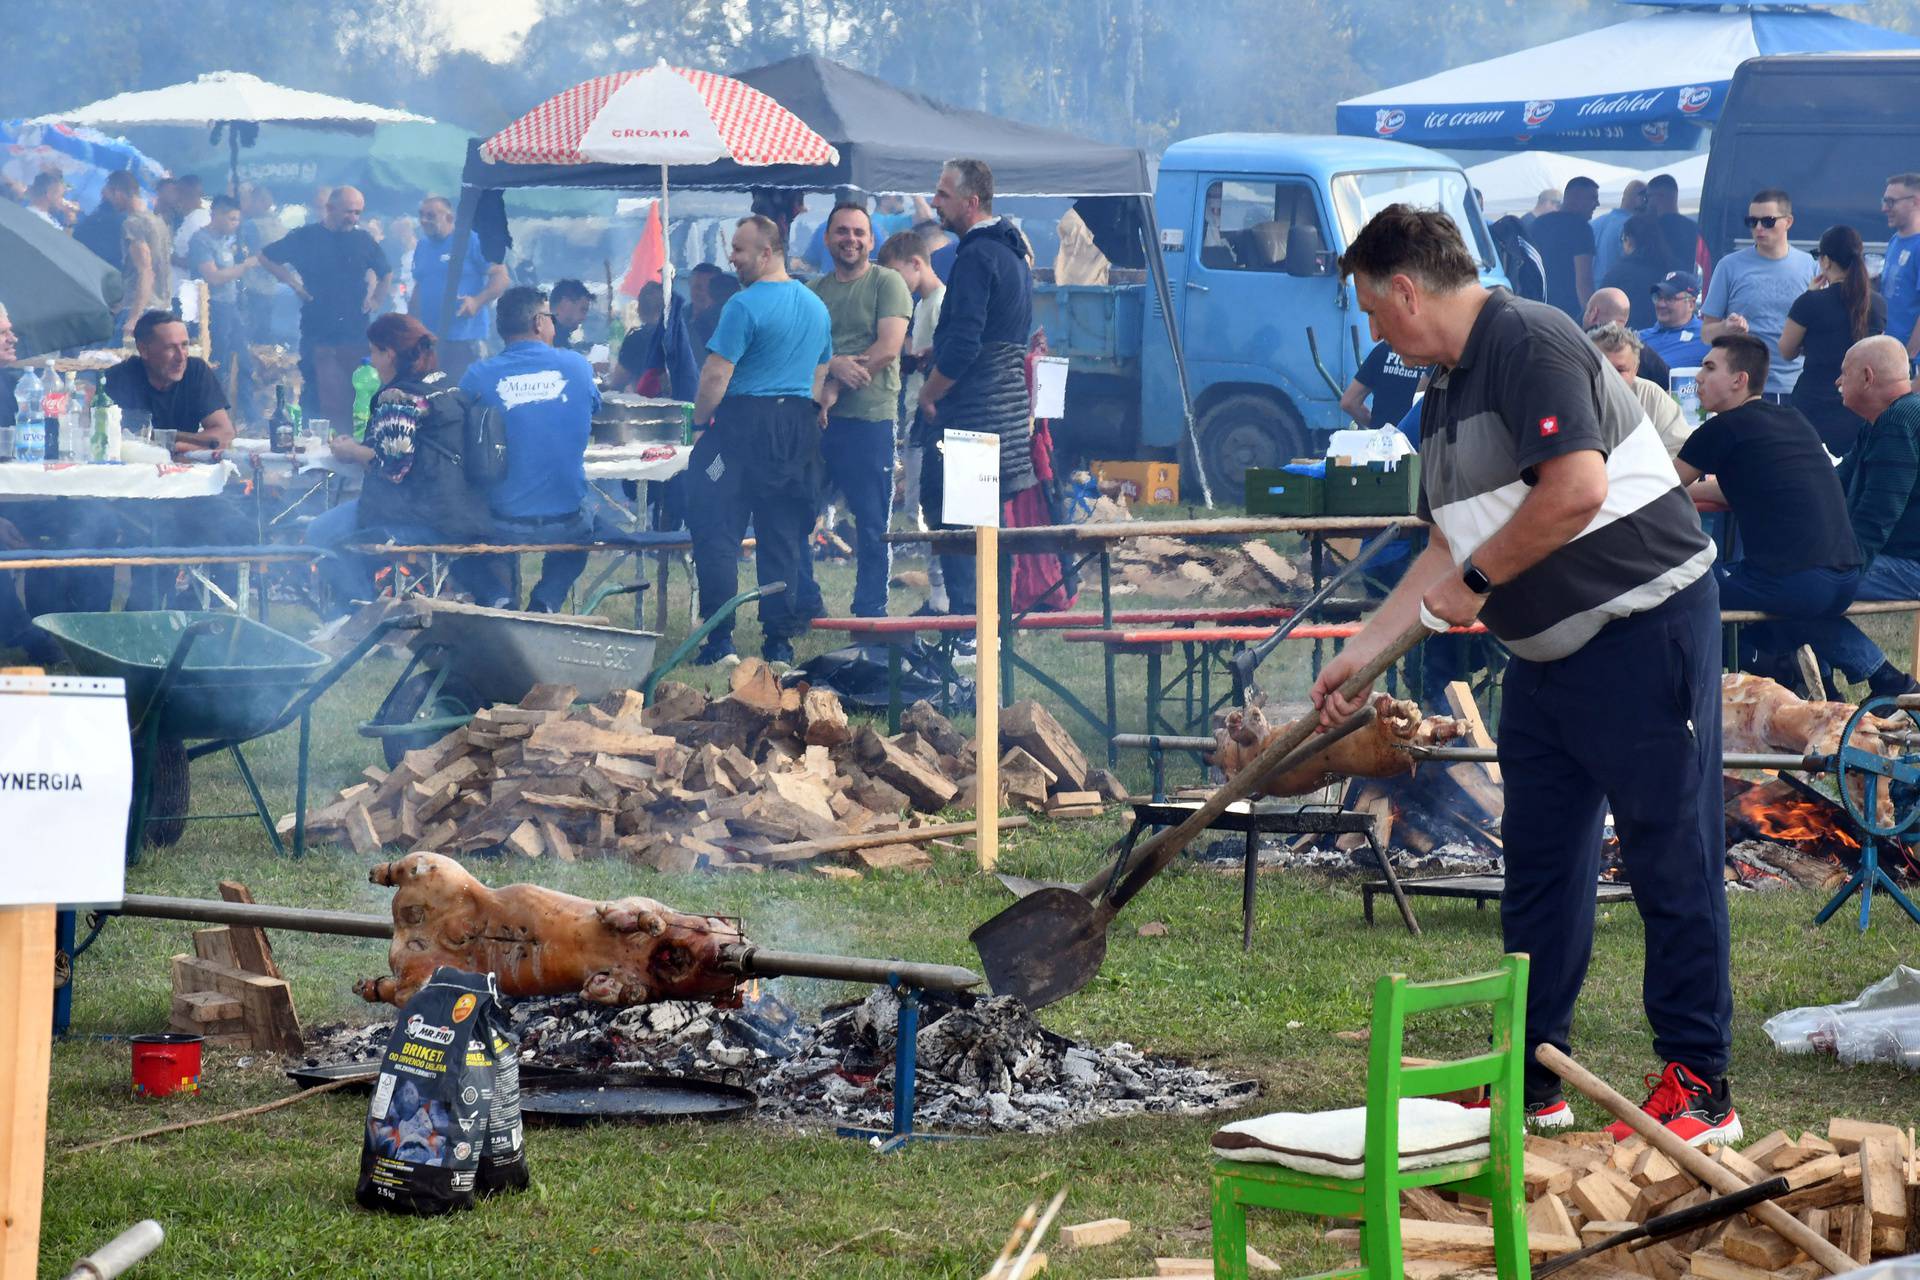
[821,416,895,616]
[1797,553,1920,682]
[1714,560,1869,677]
[208,299,258,426]
[492,508,594,612]
[683,427,747,647]
[1498,576,1731,1104]
[306,501,506,617]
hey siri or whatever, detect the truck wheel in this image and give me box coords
[1197,394,1306,499]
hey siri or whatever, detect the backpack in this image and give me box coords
[1488,216,1547,302]
[417,386,508,488]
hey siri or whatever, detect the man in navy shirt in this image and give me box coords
[1639,272,1710,373]
[1339,340,1423,428]
[690,214,833,665]
[459,287,601,612]
[412,195,508,382]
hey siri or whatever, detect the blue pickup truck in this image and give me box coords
[1034,134,1506,488]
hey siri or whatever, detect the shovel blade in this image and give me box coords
[969,887,1110,1009]
[993,872,1079,899]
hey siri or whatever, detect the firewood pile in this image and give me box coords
[1339,1120,1920,1278]
[1073,495,1303,600]
[300,664,1116,872]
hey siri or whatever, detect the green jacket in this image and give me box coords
[1839,392,1920,564]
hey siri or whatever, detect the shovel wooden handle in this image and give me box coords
[1097,619,1433,917]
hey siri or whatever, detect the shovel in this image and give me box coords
[971,619,1434,1008]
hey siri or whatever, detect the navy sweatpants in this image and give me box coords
[1496,574,1731,1104]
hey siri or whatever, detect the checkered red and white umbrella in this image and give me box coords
[480,60,838,169]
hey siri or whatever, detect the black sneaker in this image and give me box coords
[695,638,738,667]
[1603,1063,1740,1147]
[1868,662,1920,699]
[762,638,794,665]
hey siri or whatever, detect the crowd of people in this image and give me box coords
[1,156,1070,662]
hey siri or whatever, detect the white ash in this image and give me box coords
[302,989,1256,1135]
[1194,833,1501,877]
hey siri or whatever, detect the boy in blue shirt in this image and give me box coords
[460,287,602,612]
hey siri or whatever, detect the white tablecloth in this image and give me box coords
[0,459,235,499]
[585,443,691,483]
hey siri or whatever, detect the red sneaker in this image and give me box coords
[1604,1063,1741,1147]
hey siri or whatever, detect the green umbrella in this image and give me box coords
[0,199,122,357]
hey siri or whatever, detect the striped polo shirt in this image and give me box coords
[1417,289,1715,662]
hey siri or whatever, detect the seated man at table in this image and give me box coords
[105,310,250,608]
[1673,334,1862,680]
[459,287,601,612]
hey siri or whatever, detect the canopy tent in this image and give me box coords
[39,70,432,194]
[453,54,1209,499]
[1,120,165,209]
[1336,1,1920,152]
[1463,153,1642,218]
[0,198,123,358]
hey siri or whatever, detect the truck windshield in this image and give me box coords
[1330,169,1495,269]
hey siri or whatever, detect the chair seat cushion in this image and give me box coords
[1211,1098,1490,1177]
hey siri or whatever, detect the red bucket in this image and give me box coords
[131,1033,202,1098]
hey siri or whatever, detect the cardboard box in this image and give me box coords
[1246,465,1325,515]
[1095,460,1180,507]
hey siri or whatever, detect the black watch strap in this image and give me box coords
[1462,558,1493,595]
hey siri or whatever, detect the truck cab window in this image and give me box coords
[1200,180,1325,273]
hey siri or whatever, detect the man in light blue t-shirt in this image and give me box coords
[1881,172,1920,363]
[688,215,834,665]
[413,195,508,382]
[1702,187,1819,399]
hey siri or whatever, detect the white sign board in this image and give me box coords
[942,429,1002,528]
[1031,357,1069,420]
[0,676,132,907]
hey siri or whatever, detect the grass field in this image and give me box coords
[28,534,1920,1279]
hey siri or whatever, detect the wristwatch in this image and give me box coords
[1461,558,1493,595]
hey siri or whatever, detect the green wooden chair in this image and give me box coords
[1209,953,1530,1280]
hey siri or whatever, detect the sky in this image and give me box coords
[433,0,538,61]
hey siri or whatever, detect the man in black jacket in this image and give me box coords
[916,158,1036,615]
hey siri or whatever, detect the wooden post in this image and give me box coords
[977,524,1000,871]
[1909,606,1920,684]
[0,904,55,1280]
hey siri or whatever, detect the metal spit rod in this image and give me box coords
[114,895,982,992]
[1402,746,1826,772]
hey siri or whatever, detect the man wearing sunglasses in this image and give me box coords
[1881,173,1920,364]
[1701,188,1818,403]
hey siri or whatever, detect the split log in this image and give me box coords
[1001,699,1089,790]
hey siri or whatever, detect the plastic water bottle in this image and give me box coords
[39,365,67,461]
[351,359,380,439]
[13,365,44,463]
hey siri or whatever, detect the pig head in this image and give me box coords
[355,852,746,1009]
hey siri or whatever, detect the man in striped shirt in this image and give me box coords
[1313,205,1737,1147]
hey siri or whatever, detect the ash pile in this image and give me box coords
[304,989,1256,1137]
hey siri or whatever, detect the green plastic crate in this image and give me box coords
[1324,457,1422,515]
[1245,467,1325,516]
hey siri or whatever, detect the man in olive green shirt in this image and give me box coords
[810,201,913,616]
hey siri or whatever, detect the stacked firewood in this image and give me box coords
[1071,496,1303,600]
[1332,1119,1918,1278]
[300,665,1116,873]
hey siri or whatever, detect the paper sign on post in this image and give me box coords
[0,675,132,907]
[1031,357,1069,420]
[942,429,1002,528]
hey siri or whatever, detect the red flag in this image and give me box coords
[619,200,665,296]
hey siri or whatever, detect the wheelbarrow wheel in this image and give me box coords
[375,670,481,768]
[145,738,190,848]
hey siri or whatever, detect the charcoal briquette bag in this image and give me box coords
[475,990,529,1196]
[356,967,494,1215]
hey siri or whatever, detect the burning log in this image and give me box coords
[1211,694,1463,797]
[354,852,748,1008]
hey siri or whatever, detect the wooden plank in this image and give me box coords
[1722,1223,1801,1270]
[192,926,237,968]
[168,956,302,1057]
[1525,1152,1576,1199]
[1739,1130,1795,1169]
[0,905,55,1280]
[1444,680,1501,784]
[217,881,282,980]
[1528,1192,1577,1244]
[526,720,674,759]
[1572,1170,1634,1224]
[1828,1118,1911,1157]
[1324,1219,1579,1263]
[1058,1218,1130,1249]
[1861,1136,1909,1231]
[172,991,243,1024]
[1688,1246,1788,1280]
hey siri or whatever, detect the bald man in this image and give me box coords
[260,184,390,426]
[1584,287,1670,389]
[1800,336,1920,694]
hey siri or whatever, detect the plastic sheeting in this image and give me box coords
[1763,965,1920,1071]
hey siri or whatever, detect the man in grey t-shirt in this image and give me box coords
[189,195,258,423]
[1702,187,1819,398]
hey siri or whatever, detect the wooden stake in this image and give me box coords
[976,524,1000,872]
[0,905,55,1280]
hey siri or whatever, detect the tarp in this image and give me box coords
[0,198,123,357]
[1463,154,1642,218]
[460,53,1151,198]
[1337,6,1920,151]
[1,119,166,210]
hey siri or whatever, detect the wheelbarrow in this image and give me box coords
[360,580,785,766]
[35,609,423,863]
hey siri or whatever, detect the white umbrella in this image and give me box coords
[1465,153,1643,219]
[40,71,431,194]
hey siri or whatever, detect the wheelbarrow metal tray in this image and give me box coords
[35,611,329,742]
[409,598,659,705]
